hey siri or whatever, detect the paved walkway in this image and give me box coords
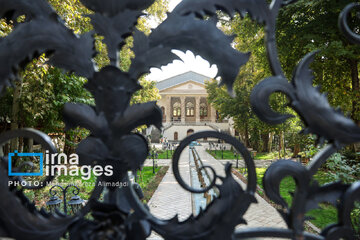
[219,159,275,168]
[147,149,192,239]
[196,146,287,229]
[143,159,277,168]
[147,146,287,239]
[144,159,171,167]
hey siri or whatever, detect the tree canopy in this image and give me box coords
[277,0,360,123]
[0,0,168,151]
[206,0,360,156]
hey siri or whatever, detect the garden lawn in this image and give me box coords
[207,150,237,159]
[136,166,162,189]
[138,166,168,203]
[239,168,339,229]
[153,150,173,159]
[207,150,293,160]
[255,152,291,160]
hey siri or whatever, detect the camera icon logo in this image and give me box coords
[8,150,43,176]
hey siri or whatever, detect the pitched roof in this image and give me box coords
[156,71,212,91]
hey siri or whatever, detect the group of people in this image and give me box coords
[160,137,168,144]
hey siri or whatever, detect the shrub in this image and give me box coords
[324,153,359,183]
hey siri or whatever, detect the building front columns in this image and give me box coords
[195,96,200,123]
[180,96,185,123]
[165,96,171,123]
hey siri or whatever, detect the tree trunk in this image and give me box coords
[268,132,274,152]
[64,132,72,155]
[350,60,360,155]
[278,132,283,159]
[261,133,269,152]
[19,137,23,152]
[28,138,33,153]
[244,123,250,147]
[10,79,23,152]
[350,59,359,125]
[4,143,9,156]
[292,144,300,158]
[64,132,77,155]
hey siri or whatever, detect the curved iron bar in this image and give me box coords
[0,127,103,219]
[15,161,36,173]
[172,131,256,194]
[78,178,103,216]
[307,144,342,177]
[0,128,57,189]
[265,0,286,77]
[122,131,257,240]
[49,184,81,215]
[233,227,324,240]
[66,184,80,196]
[49,185,64,198]
[339,3,360,45]
[0,128,102,219]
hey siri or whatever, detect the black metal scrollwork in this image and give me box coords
[0,0,359,239]
[0,128,57,189]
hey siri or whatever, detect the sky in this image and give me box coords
[146,0,219,82]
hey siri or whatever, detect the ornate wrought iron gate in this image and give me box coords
[0,0,359,239]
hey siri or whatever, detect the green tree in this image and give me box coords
[277,0,360,123]
[0,0,168,152]
[276,0,360,155]
[207,16,294,154]
[208,2,360,156]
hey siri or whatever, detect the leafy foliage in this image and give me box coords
[0,0,166,147]
[324,153,360,183]
[206,16,307,154]
[208,1,360,158]
[276,0,360,123]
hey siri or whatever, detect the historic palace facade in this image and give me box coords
[150,71,235,142]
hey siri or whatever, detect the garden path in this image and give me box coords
[146,146,287,240]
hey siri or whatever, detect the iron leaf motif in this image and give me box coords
[174,0,271,23]
[150,13,250,93]
[0,165,77,240]
[128,30,180,80]
[0,0,95,88]
[291,51,360,145]
[150,164,256,240]
[63,103,109,138]
[0,0,54,23]
[79,0,156,18]
[88,11,143,66]
[251,51,360,145]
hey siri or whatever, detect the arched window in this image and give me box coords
[173,102,181,117]
[174,132,178,141]
[200,103,208,117]
[187,129,194,136]
[161,106,165,118]
[186,102,194,116]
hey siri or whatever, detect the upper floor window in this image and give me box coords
[186,102,194,116]
[200,103,208,117]
[173,102,181,117]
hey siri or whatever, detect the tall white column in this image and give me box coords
[181,96,185,123]
[166,96,171,123]
[195,96,200,123]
